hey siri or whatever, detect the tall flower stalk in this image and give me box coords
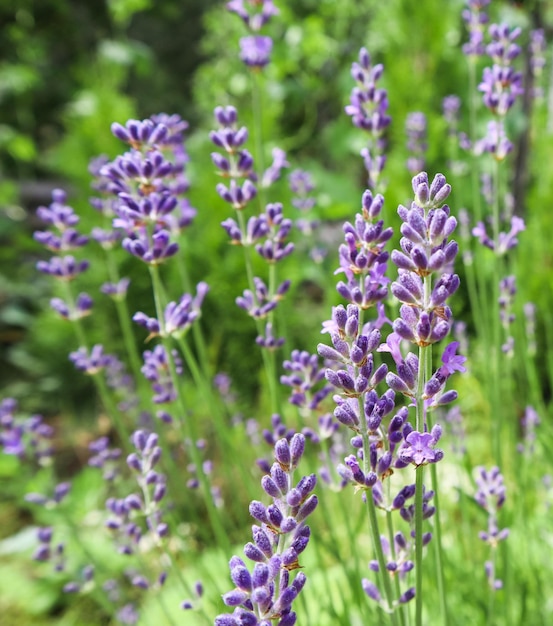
[388,172,463,625]
[215,433,317,626]
[211,105,292,415]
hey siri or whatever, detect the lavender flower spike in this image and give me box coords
[216,433,315,626]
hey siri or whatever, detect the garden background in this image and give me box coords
[1,0,553,625]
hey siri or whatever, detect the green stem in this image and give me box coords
[414,272,431,626]
[104,251,143,382]
[251,70,266,209]
[487,546,497,625]
[61,280,131,449]
[386,508,407,626]
[490,153,504,466]
[148,265,230,553]
[414,465,425,626]
[235,210,281,415]
[428,461,448,625]
[468,58,483,226]
[358,396,398,623]
[175,250,212,382]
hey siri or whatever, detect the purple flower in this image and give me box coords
[474,466,509,588]
[478,65,523,116]
[134,283,208,339]
[88,436,122,481]
[69,345,114,375]
[472,215,525,254]
[262,148,289,188]
[236,277,290,319]
[405,112,427,174]
[122,228,179,265]
[111,119,170,149]
[101,278,131,300]
[217,180,258,211]
[239,35,273,69]
[255,203,294,263]
[345,48,390,135]
[36,255,89,281]
[216,435,314,625]
[227,0,279,32]
[50,292,93,321]
[442,95,461,131]
[141,345,183,404]
[345,47,391,189]
[280,350,331,411]
[289,170,316,211]
[438,342,467,377]
[255,322,285,350]
[399,428,443,467]
[462,0,490,57]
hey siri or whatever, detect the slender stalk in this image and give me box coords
[104,251,143,382]
[428,461,448,625]
[467,58,483,226]
[60,280,131,449]
[425,370,448,624]
[174,249,212,382]
[251,70,266,209]
[235,209,281,415]
[413,270,431,626]
[358,394,398,624]
[490,153,504,466]
[386,508,407,626]
[414,465,425,626]
[486,546,498,625]
[413,345,428,626]
[148,264,230,553]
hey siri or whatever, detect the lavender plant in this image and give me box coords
[2,2,553,626]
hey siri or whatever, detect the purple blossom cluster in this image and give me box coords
[215,433,316,626]
[529,29,546,98]
[476,23,523,161]
[33,526,65,571]
[106,430,169,561]
[289,169,326,264]
[280,350,332,414]
[517,405,540,455]
[141,345,183,405]
[474,466,509,590]
[289,170,316,212]
[334,189,392,310]
[498,275,516,355]
[211,104,292,350]
[227,0,278,69]
[363,532,421,605]
[345,48,391,189]
[211,106,288,209]
[472,214,525,254]
[133,282,209,340]
[25,481,71,508]
[0,398,54,462]
[390,173,459,346]
[316,303,439,607]
[316,168,465,611]
[462,0,490,57]
[97,116,195,265]
[34,189,93,320]
[88,436,122,481]
[405,112,428,174]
